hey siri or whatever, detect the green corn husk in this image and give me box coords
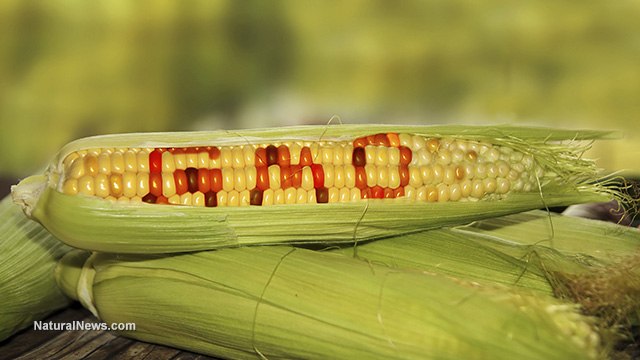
[13,124,619,253]
[461,210,640,264]
[328,210,640,332]
[57,247,606,360]
[333,210,640,293]
[0,195,72,341]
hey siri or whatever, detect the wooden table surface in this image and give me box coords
[0,304,218,360]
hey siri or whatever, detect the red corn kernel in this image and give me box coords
[280,166,292,189]
[277,145,290,167]
[149,149,162,172]
[371,186,384,199]
[374,133,390,147]
[156,195,169,205]
[173,148,185,161]
[399,146,412,166]
[186,147,199,157]
[250,189,263,206]
[209,169,223,192]
[174,170,188,195]
[352,147,366,167]
[316,187,329,203]
[366,135,375,144]
[149,172,163,197]
[361,188,372,199]
[393,187,405,198]
[300,147,313,166]
[204,191,217,207]
[256,166,270,191]
[185,168,199,193]
[355,166,367,190]
[387,133,400,147]
[311,164,324,188]
[399,166,410,187]
[353,137,369,148]
[266,145,278,167]
[383,187,394,198]
[255,147,268,167]
[142,193,157,204]
[290,165,302,188]
[198,168,211,193]
[209,146,220,160]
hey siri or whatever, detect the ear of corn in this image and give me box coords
[328,208,639,294]
[13,124,618,253]
[57,247,605,360]
[0,195,72,341]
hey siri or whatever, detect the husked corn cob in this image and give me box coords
[12,125,620,253]
[56,248,605,360]
[0,195,72,341]
[58,132,539,205]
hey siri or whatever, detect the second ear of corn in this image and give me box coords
[57,247,605,360]
[12,124,622,253]
[0,195,72,341]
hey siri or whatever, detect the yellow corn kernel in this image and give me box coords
[375,147,389,167]
[350,188,361,201]
[122,172,137,198]
[109,173,124,197]
[388,166,400,189]
[222,168,234,192]
[228,190,240,207]
[98,153,111,174]
[339,187,350,202]
[329,187,340,203]
[274,189,285,205]
[111,152,124,174]
[365,165,377,188]
[137,150,150,172]
[232,147,245,169]
[301,166,313,190]
[234,168,247,192]
[216,190,228,207]
[268,165,281,190]
[174,150,187,170]
[192,192,205,206]
[334,166,345,188]
[84,155,99,176]
[289,143,301,165]
[344,165,356,188]
[136,173,149,197]
[168,194,181,205]
[377,166,389,188]
[180,192,193,206]
[124,150,137,172]
[162,151,175,173]
[78,175,95,196]
[94,174,109,198]
[62,178,79,195]
[332,145,344,166]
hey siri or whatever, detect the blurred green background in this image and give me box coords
[1,0,639,186]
